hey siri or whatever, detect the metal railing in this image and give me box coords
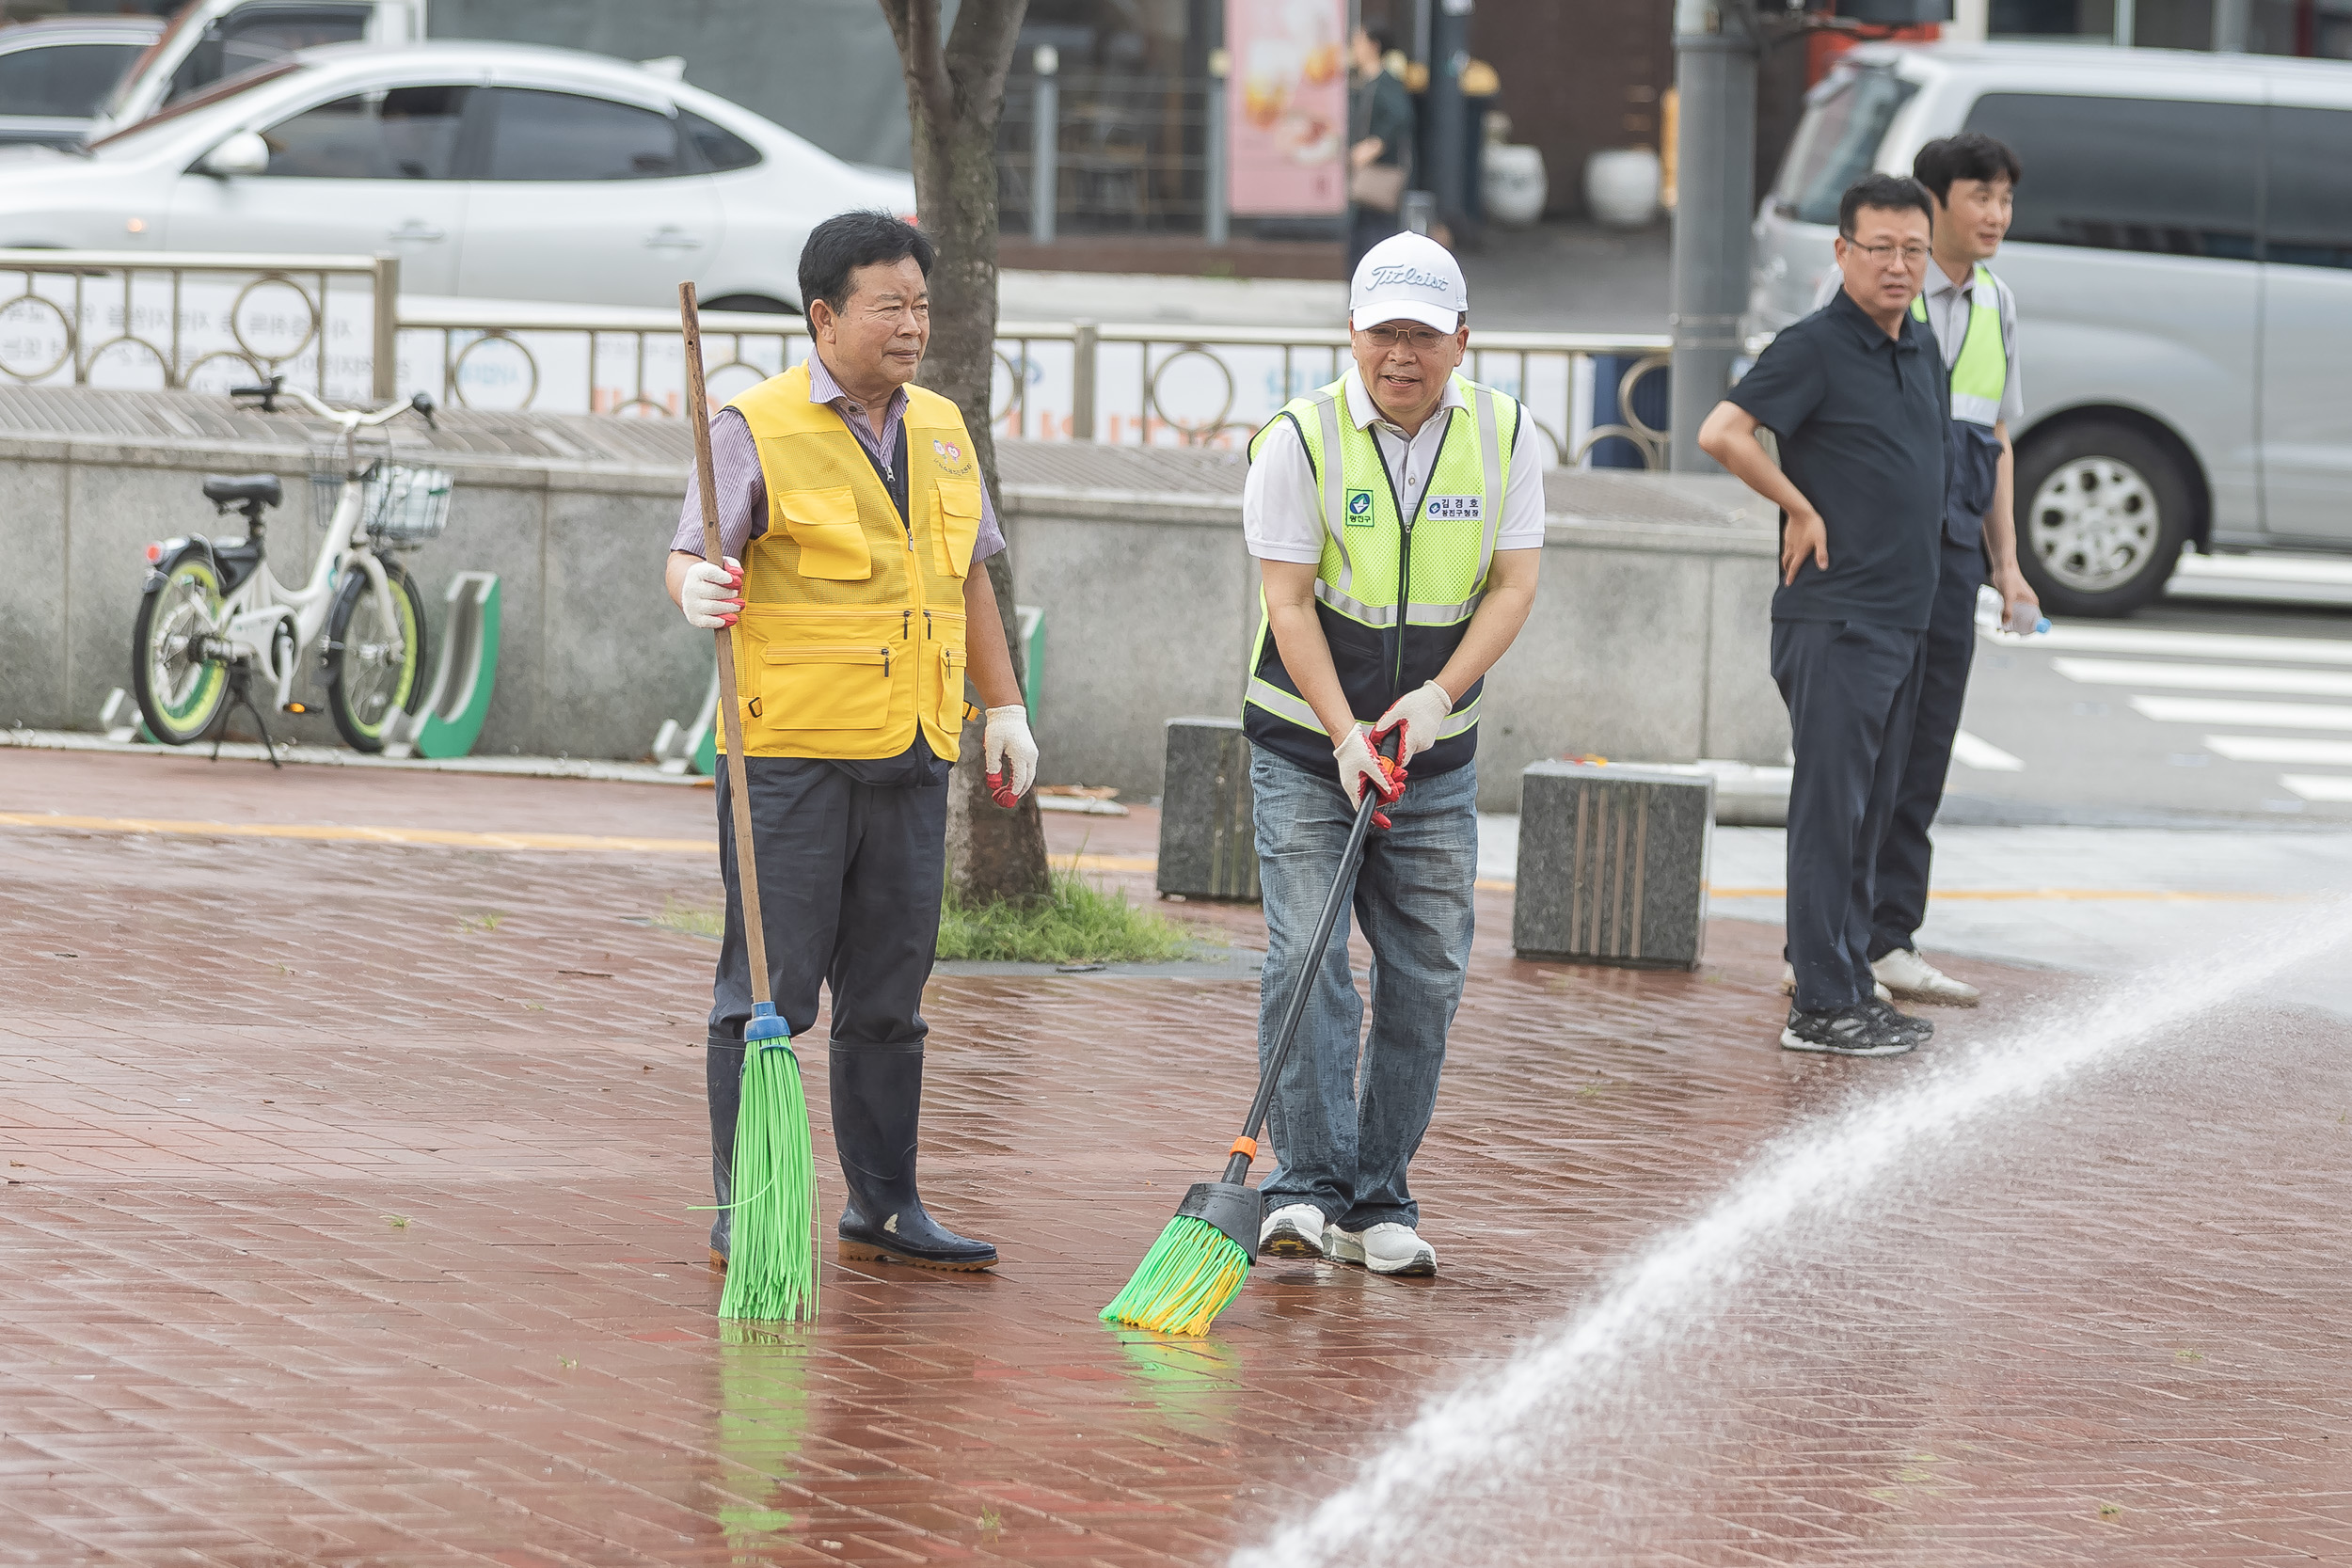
[0,248,400,401]
[0,248,1673,467]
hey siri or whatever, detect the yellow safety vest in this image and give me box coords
[1910,263,2010,544]
[1242,371,1518,780]
[723,362,982,760]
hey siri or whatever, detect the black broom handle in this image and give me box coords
[1220,737,1395,1186]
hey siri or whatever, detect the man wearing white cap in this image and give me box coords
[1240,231,1545,1277]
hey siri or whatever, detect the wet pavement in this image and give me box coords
[5,747,2352,1565]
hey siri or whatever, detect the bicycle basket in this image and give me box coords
[363,462,454,546]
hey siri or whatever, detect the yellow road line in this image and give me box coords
[1707,886,2294,903]
[0,812,1176,870]
[0,812,717,855]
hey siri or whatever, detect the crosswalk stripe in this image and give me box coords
[1949,729,2024,771]
[2055,657,2352,698]
[2131,696,2352,729]
[2014,624,2352,666]
[2202,735,2352,765]
[2280,774,2352,802]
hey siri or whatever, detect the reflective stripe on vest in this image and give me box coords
[1910,262,2007,427]
[1242,676,1482,740]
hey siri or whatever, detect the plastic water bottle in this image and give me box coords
[2002,599,2051,636]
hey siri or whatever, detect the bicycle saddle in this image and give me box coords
[202,473,282,509]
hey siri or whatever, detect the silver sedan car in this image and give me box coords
[0,40,915,312]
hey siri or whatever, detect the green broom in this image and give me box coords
[680,282,820,1324]
[1102,748,1392,1335]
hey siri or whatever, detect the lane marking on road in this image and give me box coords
[2280,775,2352,803]
[2057,658,2352,698]
[2203,735,2352,766]
[1949,729,2025,771]
[1707,887,2295,902]
[2130,696,2352,731]
[0,811,1168,877]
[0,812,722,853]
[2008,624,2352,665]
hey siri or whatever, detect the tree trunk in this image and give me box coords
[880,0,1050,904]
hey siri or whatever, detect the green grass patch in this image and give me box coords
[654,895,724,940]
[936,864,1197,964]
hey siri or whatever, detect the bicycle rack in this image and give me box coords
[652,661,719,777]
[385,572,501,760]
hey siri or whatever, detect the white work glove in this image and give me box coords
[1332,722,1404,830]
[679,555,742,629]
[983,704,1037,808]
[1372,678,1453,766]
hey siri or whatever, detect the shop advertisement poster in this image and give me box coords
[1225,0,1347,215]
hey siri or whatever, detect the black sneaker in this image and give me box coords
[1860,996,1933,1043]
[1780,1003,1917,1057]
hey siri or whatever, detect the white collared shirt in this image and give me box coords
[1243,365,1547,563]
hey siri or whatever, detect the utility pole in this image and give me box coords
[1428,0,1471,238]
[1666,0,1757,472]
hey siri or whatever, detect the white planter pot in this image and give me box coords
[1584,148,1661,229]
[1482,142,1548,227]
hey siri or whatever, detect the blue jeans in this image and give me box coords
[1250,745,1478,1232]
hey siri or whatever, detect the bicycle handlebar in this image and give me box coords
[229,373,431,434]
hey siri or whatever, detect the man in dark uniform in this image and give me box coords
[1698,174,1947,1058]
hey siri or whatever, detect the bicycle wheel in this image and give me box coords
[131,550,230,745]
[326,557,428,752]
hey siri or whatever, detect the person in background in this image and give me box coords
[1797,135,2030,1010]
[1346,26,1413,270]
[1698,174,1947,1058]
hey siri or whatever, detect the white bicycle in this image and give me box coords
[131,376,451,757]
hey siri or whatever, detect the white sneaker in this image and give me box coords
[1871,948,1980,1006]
[1258,1202,1327,1259]
[1781,961,1893,1005]
[1327,1222,1437,1276]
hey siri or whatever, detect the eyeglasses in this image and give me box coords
[1360,325,1450,351]
[1843,239,1931,265]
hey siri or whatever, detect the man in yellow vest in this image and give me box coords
[1242,232,1544,1276]
[662,213,1036,1273]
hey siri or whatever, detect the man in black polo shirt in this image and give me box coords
[1699,173,1946,1057]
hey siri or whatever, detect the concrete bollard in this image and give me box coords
[1155,717,1260,902]
[1514,760,1711,969]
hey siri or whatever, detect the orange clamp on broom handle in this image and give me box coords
[680,281,773,1011]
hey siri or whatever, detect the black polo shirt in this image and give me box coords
[1727,288,1947,630]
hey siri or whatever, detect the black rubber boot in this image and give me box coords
[829,1044,997,1271]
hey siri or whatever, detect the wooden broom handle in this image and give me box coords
[679,282,772,1008]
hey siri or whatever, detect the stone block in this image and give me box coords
[1156,717,1260,901]
[1514,759,1711,969]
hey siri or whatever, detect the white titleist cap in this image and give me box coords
[1349,232,1467,333]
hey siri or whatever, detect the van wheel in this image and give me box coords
[2015,420,2192,617]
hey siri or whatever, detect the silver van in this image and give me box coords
[1748,42,2352,616]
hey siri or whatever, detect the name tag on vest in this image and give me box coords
[1424,495,1482,522]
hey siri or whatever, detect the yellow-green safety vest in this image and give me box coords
[1911,262,2009,427]
[1242,371,1519,781]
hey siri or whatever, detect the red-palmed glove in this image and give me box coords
[1333,723,1406,830]
[679,556,742,629]
[983,704,1037,808]
[1372,678,1453,766]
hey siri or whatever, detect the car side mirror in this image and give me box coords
[199,130,270,179]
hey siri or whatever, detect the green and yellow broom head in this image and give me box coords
[1101,1154,1262,1337]
[719,1002,819,1323]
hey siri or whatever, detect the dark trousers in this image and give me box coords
[1348,205,1402,270]
[705,756,947,1253]
[1772,619,1928,1014]
[1869,539,1984,959]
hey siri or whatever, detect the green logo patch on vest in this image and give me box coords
[1344,488,1375,525]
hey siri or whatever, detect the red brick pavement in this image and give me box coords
[3,748,2351,1565]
